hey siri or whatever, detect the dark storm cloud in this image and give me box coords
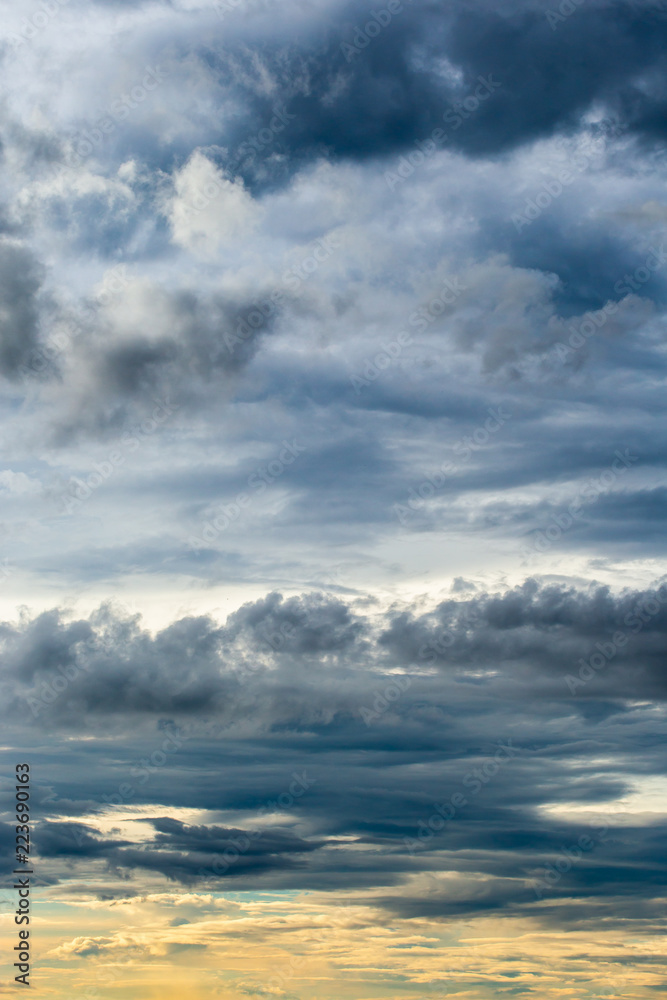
[183,0,667,189]
[22,735,667,915]
[7,581,663,920]
[36,821,130,858]
[82,289,272,400]
[43,1,666,189]
[505,486,667,558]
[34,816,323,884]
[27,282,289,445]
[0,820,21,870]
[115,846,307,884]
[377,811,667,922]
[503,218,667,315]
[0,592,371,725]
[377,579,667,695]
[0,604,224,716]
[223,590,366,654]
[0,241,46,378]
[2,0,667,960]
[439,2,667,149]
[5,582,667,731]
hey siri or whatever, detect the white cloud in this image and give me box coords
[166,151,260,256]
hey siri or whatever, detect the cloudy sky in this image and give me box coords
[1,0,667,997]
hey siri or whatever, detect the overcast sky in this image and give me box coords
[1,1,667,998]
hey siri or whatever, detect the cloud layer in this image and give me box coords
[1,2,667,998]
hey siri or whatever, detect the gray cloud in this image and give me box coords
[0,241,45,377]
[1,0,666,970]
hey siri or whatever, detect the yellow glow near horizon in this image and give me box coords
[2,884,662,1000]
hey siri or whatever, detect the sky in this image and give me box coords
[1,0,667,997]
